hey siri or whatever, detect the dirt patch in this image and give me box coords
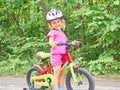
[0,76,120,90]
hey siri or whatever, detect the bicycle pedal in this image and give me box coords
[46,87,52,90]
[29,85,35,90]
[23,88,28,90]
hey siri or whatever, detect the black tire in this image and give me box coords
[65,68,95,90]
[26,66,47,90]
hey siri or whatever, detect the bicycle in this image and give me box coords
[26,41,95,90]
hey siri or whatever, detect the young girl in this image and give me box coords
[46,9,68,90]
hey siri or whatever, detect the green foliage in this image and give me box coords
[88,54,120,76]
[0,34,49,75]
[88,54,114,76]
[70,0,120,76]
[74,49,120,76]
[0,0,120,76]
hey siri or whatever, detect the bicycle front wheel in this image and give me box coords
[65,68,95,90]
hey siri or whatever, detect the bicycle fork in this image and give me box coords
[70,63,77,82]
[61,62,82,85]
[70,63,83,85]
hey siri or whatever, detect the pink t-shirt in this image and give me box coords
[47,29,68,54]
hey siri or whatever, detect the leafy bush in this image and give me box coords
[0,35,49,75]
[88,54,114,76]
[74,48,120,76]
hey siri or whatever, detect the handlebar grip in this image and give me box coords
[70,40,81,46]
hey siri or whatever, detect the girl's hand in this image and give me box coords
[49,37,57,48]
[50,41,57,48]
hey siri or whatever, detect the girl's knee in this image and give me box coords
[54,71,60,78]
[53,65,61,73]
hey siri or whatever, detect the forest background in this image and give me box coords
[0,0,120,76]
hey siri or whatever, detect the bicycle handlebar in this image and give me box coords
[56,42,67,46]
[56,40,81,47]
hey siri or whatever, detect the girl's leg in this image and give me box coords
[59,69,64,88]
[53,65,61,90]
[58,54,67,89]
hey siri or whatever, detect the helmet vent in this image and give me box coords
[46,9,63,21]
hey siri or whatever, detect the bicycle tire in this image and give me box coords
[26,66,48,90]
[65,68,95,90]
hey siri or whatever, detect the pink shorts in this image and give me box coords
[50,54,66,66]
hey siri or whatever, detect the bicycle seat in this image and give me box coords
[36,52,50,59]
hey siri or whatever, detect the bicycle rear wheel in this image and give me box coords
[65,68,95,90]
[26,66,48,90]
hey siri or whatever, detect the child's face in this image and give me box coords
[50,18,62,30]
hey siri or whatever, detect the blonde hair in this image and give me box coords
[48,18,66,31]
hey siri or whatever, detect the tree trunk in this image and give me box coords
[39,0,49,33]
[80,16,85,46]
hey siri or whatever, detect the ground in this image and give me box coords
[0,76,120,90]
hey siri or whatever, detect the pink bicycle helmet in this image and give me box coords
[46,9,63,21]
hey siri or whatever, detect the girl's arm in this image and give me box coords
[48,37,57,48]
